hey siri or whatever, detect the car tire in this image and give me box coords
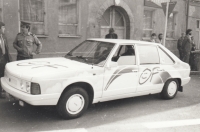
[160,79,179,100]
[57,86,89,119]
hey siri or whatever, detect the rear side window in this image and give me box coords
[158,48,174,65]
[137,45,159,65]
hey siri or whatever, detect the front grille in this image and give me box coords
[4,70,30,94]
[5,71,19,89]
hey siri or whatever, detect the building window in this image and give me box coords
[143,10,154,38]
[167,13,176,38]
[197,20,200,29]
[58,0,79,36]
[19,0,46,35]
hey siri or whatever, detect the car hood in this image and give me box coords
[5,57,92,81]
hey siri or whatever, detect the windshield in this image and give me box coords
[65,40,115,66]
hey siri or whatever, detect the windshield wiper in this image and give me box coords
[76,56,87,62]
[66,53,72,56]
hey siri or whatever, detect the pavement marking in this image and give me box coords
[143,119,200,129]
[36,128,88,132]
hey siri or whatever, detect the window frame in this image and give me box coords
[157,46,175,65]
[112,44,137,66]
[143,8,155,39]
[136,44,160,65]
[166,12,177,39]
[58,0,81,38]
[18,0,48,37]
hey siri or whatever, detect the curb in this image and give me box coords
[190,71,200,75]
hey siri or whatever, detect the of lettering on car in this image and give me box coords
[104,66,171,91]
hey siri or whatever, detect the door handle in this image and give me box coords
[132,70,138,72]
[157,69,163,72]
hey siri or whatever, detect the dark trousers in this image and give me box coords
[189,54,197,71]
[182,52,190,64]
[17,55,33,61]
[178,50,183,61]
[0,55,7,94]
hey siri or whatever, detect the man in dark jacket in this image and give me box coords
[105,28,118,39]
[182,29,192,63]
[0,22,12,98]
[177,32,185,60]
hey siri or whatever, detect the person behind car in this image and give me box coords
[182,29,192,63]
[156,33,163,44]
[189,36,197,71]
[13,21,42,60]
[121,45,135,56]
[150,33,157,43]
[105,28,118,39]
[0,22,12,99]
[177,32,185,60]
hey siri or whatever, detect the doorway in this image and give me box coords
[100,6,129,39]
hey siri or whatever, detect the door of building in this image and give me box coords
[195,31,200,49]
[100,6,126,39]
[195,20,200,49]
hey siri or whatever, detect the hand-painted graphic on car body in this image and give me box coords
[104,66,137,91]
[17,61,68,69]
[139,67,171,85]
[104,66,171,91]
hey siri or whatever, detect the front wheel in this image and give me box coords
[161,79,179,99]
[57,86,89,119]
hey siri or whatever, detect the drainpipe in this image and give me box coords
[186,0,190,30]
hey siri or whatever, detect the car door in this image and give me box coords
[136,44,164,92]
[102,44,139,97]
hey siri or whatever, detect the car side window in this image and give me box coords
[158,47,174,65]
[112,45,136,65]
[137,45,159,65]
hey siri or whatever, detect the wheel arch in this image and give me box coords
[57,82,94,106]
[164,78,182,92]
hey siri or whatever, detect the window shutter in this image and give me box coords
[58,0,79,36]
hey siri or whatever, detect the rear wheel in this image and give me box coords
[161,79,178,99]
[57,86,89,119]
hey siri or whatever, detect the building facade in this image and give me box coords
[0,0,199,60]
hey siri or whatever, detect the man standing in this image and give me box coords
[0,22,12,98]
[156,33,163,44]
[177,32,185,60]
[150,33,157,43]
[13,21,42,60]
[105,28,118,39]
[182,29,192,63]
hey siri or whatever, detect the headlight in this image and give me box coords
[26,82,31,93]
[31,83,41,95]
[20,80,25,89]
[20,80,31,93]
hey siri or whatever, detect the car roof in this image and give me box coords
[87,38,159,46]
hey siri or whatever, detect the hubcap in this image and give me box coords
[66,94,85,115]
[167,81,177,97]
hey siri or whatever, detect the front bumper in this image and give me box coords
[1,77,61,106]
[181,77,191,86]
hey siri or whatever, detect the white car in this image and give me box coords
[1,39,191,119]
